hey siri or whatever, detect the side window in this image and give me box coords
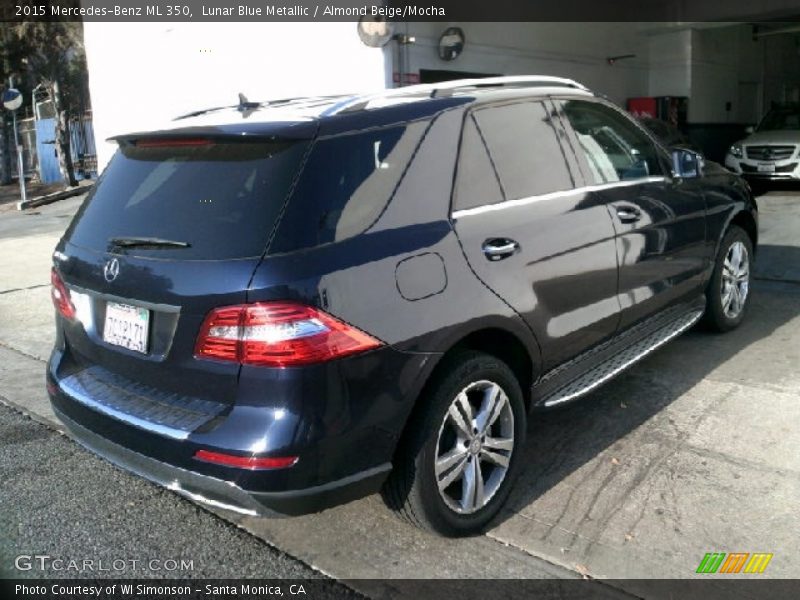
[472,101,574,201]
[560,100,663,184]
[453,115,504,211]
[271,121,428,252]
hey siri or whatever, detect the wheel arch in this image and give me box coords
[399,324,539,435]
[443,328,536,407]
[730,209,758,255]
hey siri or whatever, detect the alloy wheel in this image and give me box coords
[721,240,750,319]
[434,380,515,514]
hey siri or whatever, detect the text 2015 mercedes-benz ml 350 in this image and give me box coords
[49,77,757,536]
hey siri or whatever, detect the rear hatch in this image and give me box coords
[54,131,312,407]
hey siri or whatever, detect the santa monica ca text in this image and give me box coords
[16,584,306,596]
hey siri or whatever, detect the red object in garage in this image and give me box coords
[628,96,689,127]
[628,97,658,119]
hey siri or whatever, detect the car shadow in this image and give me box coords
[755,244,800,283]
[752,180,800,197]
[494,250,800,527]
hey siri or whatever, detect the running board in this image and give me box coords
[540,309,704,408]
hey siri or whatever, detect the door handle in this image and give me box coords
[482,238,520,261]
[616,206,642,223]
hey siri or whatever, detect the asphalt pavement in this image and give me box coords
[0,402,361,588]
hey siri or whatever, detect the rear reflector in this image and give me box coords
[194,449,298,470]
[51,268,76,320]
[194,302,382,367]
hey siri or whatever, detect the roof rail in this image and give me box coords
[326,76,590,115]
[174,94,350,121]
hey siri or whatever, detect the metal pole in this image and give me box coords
[12,108,26,208]
[8,74,27,209]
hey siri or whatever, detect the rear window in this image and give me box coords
[66,140,308,260]
[270,121,429,253]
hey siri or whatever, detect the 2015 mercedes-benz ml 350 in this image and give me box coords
[48,77,757,536]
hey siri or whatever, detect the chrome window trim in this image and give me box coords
[451,176,667,219]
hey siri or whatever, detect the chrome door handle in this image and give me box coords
[616,207,642,223]
[482,238,520,261]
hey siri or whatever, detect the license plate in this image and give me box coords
[103,302,150,354]
[757,163,775,173]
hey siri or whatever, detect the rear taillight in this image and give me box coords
[193,449,298,470]
[194,302,382,367]
[51,268,76,320]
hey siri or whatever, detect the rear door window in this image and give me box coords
[472,101,574,201]
[65,140,308,260]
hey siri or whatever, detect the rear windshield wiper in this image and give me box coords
[109,236,191,249]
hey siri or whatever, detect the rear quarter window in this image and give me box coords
[270,121,429,253]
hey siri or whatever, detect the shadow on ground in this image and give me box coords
[751,180,800,197]
[497,265,800,527]
[755,244,800,283]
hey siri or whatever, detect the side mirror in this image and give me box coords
[745,125,755,134]
[672,148,703,179]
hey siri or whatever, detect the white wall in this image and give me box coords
[689,25,762,123]
[398,22,649,105]
[82,21,387,170]
[646,28,692,98]
[644,23,800,123]
[84,20,800,169]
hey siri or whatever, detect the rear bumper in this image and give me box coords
[54,405,391,516]
[46,336,436,515]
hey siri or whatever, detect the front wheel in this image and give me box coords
[703,225,753,332]
[382,351,526,536]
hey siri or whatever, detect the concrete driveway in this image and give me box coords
[0,191,798,597]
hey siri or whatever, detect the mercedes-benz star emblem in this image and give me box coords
[103,258,120,283]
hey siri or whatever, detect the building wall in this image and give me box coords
[399,22,649,105]
[82,22,387,170]
[645,24,800,124]
[762,32,800,108]
[646,28,692,99]
[83,21,800,171]
[690,25,763,124]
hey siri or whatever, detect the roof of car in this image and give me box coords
[111,76,594,141]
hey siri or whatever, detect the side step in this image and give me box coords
[540,308,704,408]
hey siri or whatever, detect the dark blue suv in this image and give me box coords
[48,77,757,536]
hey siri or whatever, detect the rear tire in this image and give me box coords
[703,225,753,332]
[382,351,526,536]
